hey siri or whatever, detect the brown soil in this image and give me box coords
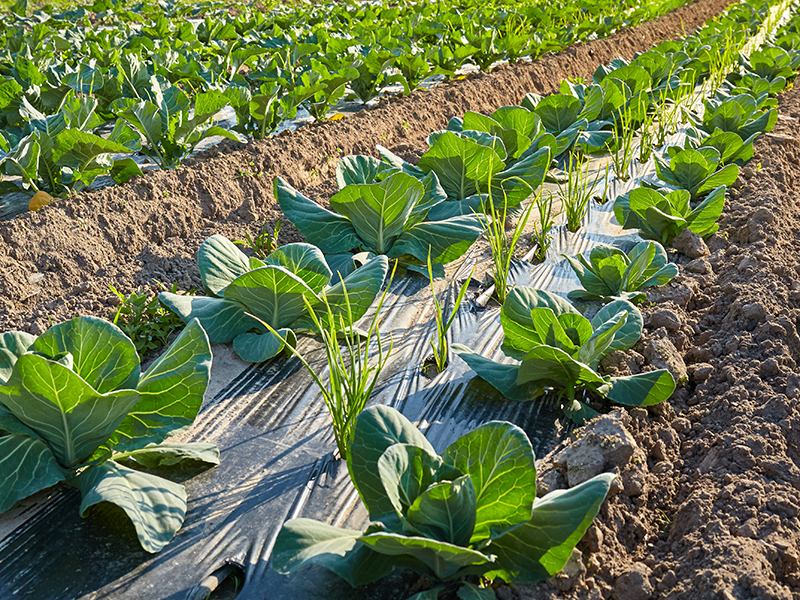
[0,0,734,335]
[493,88,800,600]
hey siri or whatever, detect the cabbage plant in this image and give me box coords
[275,173,481,276]
[273,405,614,589]
[453,288,675,423]
[688,94,777,139]
[159,235,388,362]
[0,316,216,553]
[654,146,739,202]
[614,185,725,245]
[564,241,678,303]
[680,128,759,166]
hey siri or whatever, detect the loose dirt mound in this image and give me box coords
[0,0,733,334]
[497,89,800,600]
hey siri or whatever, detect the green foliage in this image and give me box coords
[159,235,389,362]
[110,283,193,355]
[614,185,725,245]
[272,405,614,588]
[234,218,281,259]
[427,252,473,373]
[0,316,217,552]
[531,192,558,263]
[564,241,679,303]
[655,146,739,202]
[453,287,675,423]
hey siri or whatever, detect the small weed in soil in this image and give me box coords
[109,283,194,356]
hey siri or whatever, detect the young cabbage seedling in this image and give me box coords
[564,241,679,304]
[426,251,473,374]
[272,405,615,591]
[453,287,675,423]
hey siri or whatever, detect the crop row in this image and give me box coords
[1,0,799,597]
[0,0,695,218]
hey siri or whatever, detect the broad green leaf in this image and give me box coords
[451,345,540,402]
[517,346,606,390]
[389,215,482,266]
[418,131,504,200]
[264,243,332,294]
[110,158,143,184]
[457,583,496,600]
[197,234,253,296]
[223,266,320,329]
[76,461,186,553]
[272,518,395,587]
[348,405,435,521]
[409,587,446,600]
[33,316,140,393]
[311,254,389,326]
[686,185,725,238]
[233,327,296,363]
[0,354,140,467]
[358,532,492,580]
[534,94,581,134]
[0,434,65,512]
[578,312,627,369]
[52,129,133,173]
[606,371,675,406]
[488,147,550,208]
[405,475,477,547]
[590,300,642,352]
[109,319,211,450]
[442,422,536,543]
[157,294,260,344]
[114,442,219,467]
[275,177,361,254]
[0,331,36,385]
[487,473,614,583]
[330,172,423,255]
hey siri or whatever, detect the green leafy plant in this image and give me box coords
[563,241,679,303]
[0,316,216,553]
[453,287,675,423]
[159,235,389,362]
[687,94,778,139]
[614,185,725,245]
[260,266,394,459]
[654,146,739,202]
[234,218,281,258]
[110,283,193,355]
[275,172,482,277]
[427,251,473,374]
[272,405,615,589]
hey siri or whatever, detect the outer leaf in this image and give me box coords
[590,300,643,352]
[312,254,389,325]
[272,518,395,587]
[451,345,539,401]
[157,294,260,344]
[686,185,725,238]
[114,442,219,467]
[389,215,482,266]
[458,583,496,600]
[275,177,361,254]
[442,422,536,543]
[358,532,493,580]
[264,243,332,294]
[33,316,140,394]
[516,346,606,389]
[197,234,254,296]
[577,312,627,369]
[487,473,614,583]
[0,434,66,512]
[405,475,477,547]
[501,288,583,355]
[0,331,36,385]
[109,319,211,450]
[232,327,296,363]
[488,147,550,208]
[76,461,186,553]
[606,371,675,406]
[336,155,383,188]
[348,405,435,521]
[0,354,141,467]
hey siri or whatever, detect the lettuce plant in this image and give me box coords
[0,316,216,553]
[275,173,481,276]
[564,241,679,304]
[272,405,614,589]
[614,185,725,245]
[654,146,739,202]
[159,235,388,363]
[453,288,675,423]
